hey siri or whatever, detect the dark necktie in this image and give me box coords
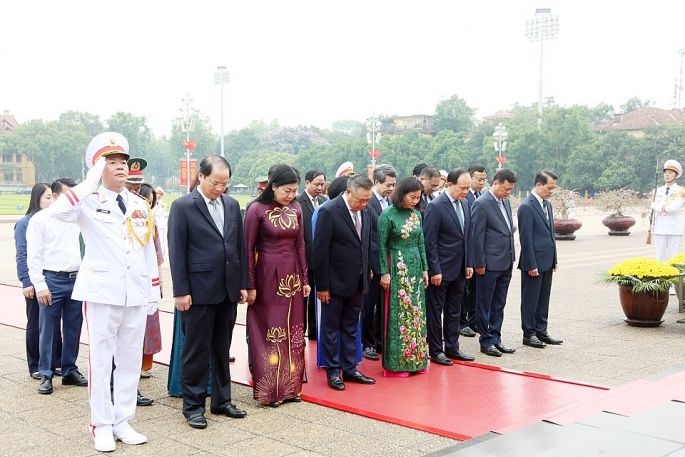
[475,191,481,198]
[116,194,127,214]
[453,200,464,230]
[666,187,670,196]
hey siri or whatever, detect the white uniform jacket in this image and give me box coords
[651,183,684,236]
[50,182,161,307]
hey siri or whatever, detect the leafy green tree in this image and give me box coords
[331,120,365,137]
[0,119,88,182]
[434,95,476,133]
[590,103,615,124]
[565,143,603,194]
[59,111,105,137]
[232,150,296,191]
[620,97,654,113]
[106,112,155,158]
[595,132,642,190]
[260,126,329,154]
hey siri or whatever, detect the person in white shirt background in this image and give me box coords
[27,177,86,395]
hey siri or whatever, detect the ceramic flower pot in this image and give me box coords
[602,216,636,236]
[553,218,582,240]
[618,284,668,327]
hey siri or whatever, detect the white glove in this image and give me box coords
[147,301,158,315]
[86,157,106,185]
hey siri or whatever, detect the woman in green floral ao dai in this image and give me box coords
[378,177,429,377]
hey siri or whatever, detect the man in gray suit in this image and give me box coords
[470,168,518,357]
[517,170,563,348]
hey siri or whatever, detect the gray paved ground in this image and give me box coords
[1,207,684,456]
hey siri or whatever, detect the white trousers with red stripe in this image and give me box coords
[85,302,147,435]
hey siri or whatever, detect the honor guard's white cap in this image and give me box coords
[664,159,682,179]
[85,132,130,169]
[336,161,354,178]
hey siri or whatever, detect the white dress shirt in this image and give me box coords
[26,205,82,293]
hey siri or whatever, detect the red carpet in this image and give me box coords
[1,283,607,440]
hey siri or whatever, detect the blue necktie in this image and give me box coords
[116,195,126,214]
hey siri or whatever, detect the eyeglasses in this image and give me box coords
[208,178,229,189]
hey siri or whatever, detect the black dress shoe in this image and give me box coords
[480,345,502,357]
[538,334,563,345]
[210,403,247,418]
[445,350,475,362]
[54,368,62,377]
[38,376,53,394]
[187,413,207,429]
[30,371,41,380]
[342,371,376,384]
[523,336,546,348]
[363,347,379,361]
[283,395,302,403]
[460,327,477,338]
[229,356,236,363]
[495,343,516,354]
[62,370,88,386]
[137,390,154,406]
[430,353,454,366]
[327,375,345,391]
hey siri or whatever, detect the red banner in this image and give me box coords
[180,159,197,186]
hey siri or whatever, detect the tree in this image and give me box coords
[259,126,329,154]
[620,97,654,113]
[331,120,365,137]
[590,103,615,125]
[106,112,155,158]
[434,95,476,133]
[59,111,105,137]
[0,119,89,182]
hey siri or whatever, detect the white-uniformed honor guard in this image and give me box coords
[50,132,160,452]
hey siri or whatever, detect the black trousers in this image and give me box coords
[180,297,237,418]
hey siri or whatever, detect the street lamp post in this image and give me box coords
[493,122,508,170]
[525,8,560,128]
[365,116,382,170]
[214,66,229,158]
[180,93,197,194]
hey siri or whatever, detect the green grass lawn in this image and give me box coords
[0,193,256,215]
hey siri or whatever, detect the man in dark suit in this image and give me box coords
[470,168,518,357]
[361,164,396,361]
[313,174,376,391]
[424,168,476,366]
[418,166,441,213]
[517,170,563,348]
[295,169,328,340]
[168,155,250,429]
[461,164,487,338]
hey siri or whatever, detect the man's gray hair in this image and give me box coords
[347,173,373,192]
[373,164,397,184]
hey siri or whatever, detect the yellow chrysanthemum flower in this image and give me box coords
[607,257,679,279]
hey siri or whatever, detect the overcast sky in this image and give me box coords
[2,1,684,137]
